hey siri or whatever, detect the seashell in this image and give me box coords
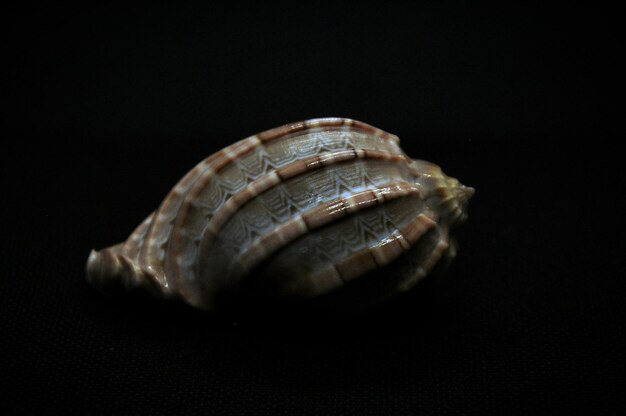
[86,118,473,313]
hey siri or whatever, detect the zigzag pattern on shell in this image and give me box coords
[86,118,474,312]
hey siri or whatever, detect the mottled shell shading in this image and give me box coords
[86,118,473,311]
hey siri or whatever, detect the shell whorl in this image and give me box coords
[86,118,473,311]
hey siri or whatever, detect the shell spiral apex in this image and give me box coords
[86,118,473,313]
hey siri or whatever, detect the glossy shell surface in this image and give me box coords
[87,118,473,311]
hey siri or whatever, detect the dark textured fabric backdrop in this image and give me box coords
[3,3,623,415]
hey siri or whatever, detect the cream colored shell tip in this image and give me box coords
[86,118,473,312]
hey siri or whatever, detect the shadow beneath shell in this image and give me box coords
[91,271,447,344]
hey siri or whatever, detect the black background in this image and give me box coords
[3,3,624,415]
